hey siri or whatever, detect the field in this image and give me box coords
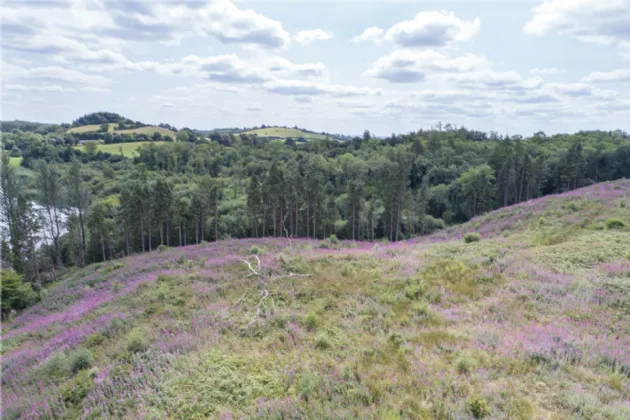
[3,180,630,419]
[9,157,23,167]
[67,124,176,137]
[73,141,159,157]
[241,127,330,140]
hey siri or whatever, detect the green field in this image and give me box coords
[241,127,330,140]
[73,141,160,157]
[68,124,175,137]
[9,157,23,167]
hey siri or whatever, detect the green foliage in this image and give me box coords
[125,330,148,354]
[314,332,331,349]
[468,395,489,419]
[464,232,481,243]
[67,348,94,374]
[60,369,95,405]
[606,218,625,230]
[248,245,263,255]
[454,353,478,375]
[0,270,38,315]
[303,312,317,331]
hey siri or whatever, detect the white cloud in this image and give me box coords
[352,27,385,44]
[582,68,630,83]
[365,50,490,83]
[81,86,112,93]
[160,102,176,109]
[263,80,381,97]
[294,29,333,45]
[246,105,263,112]
[524,0,630,47]
[450,71,544,92]
[530,67,564,75]
[354,11,480,47]
[5,83,72,92]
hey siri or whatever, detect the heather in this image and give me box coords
[2,180,630,419]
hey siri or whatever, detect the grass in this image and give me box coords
[241,127,330,141]
[9,157,23,167]
[3,180,630,419]
[67,124,175,137]
[73,141,161,157]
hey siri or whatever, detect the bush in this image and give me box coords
[249,245,263,255]
[1,270,38,316]
[328,234,338,244]
[454,354,477,375]
[468,395,489,418]
[67,348,94,374]
[157,244,170,252]
[464,232,481,243]
[314,332,331,350]
[303,313,317,331]
[125,331,148,353]
[606,218,625,230]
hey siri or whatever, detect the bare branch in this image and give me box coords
[240,258,259,276]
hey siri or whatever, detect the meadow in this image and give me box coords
[9,157,23,167]
[67,124,175,137]
[2,180,630,419]
[241,127,330,140]
[73,141,159,157]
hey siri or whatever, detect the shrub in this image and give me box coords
[61,369,94,405]
[303,313,317,331]
[606,218,625,230]
[340,263,356,277]
[328,234,338,244]
[125,331,148,353]
[405,278,428,300]
[464,232,481,243]
[157,244,170,252]
[454,354,477,375]
[468,395,489,418]
[67,348,94,374]
[314,332,331,350]
[1,269,38,315]
[298,372,320,400]
[39,353,69,379]
[248,245,263,255]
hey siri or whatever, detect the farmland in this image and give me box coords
[241,127,331,140]
[73,141,159,157]
[9,157,23,167]
[3,180,630,419]
[67,124,176,137]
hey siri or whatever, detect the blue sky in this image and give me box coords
[2,0,629,136]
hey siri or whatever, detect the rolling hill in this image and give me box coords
[67,123,176,137]
[3,180,630,419]
[240,127,332,141]
[72,141,158,157]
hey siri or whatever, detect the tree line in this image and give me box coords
[2,124,630,308]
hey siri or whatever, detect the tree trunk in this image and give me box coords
[306,198,310,238]
[166,213,170,246]
[200,210,204,242]
[159,221,164,245]
[100,227,106,262]
[178,224,182,246]
[214,201,219,241]
[125,219,130,256]
[148,219,152,251]
[78,209,86,266]
[140,216,145,252]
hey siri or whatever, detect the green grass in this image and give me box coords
[241,127,330,140]
[68,124,175,137]
[73,141,161,157]
[9,157,23,167]
[4,180,630,419]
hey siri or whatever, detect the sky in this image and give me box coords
[1,0,630,137]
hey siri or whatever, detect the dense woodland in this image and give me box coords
[2,113,630,313]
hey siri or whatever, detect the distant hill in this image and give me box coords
[67,123,176,138]
[239,126,343,141]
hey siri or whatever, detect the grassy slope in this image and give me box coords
[73,141,160,157]
[3,181,630,419]
[9,157,23,167]
[68,123,175,137]
[241,127,329,140]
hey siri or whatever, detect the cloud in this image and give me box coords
[352,27,386,44]
[524,0,630,47]
[354,11,480,47]
[294,29,333,45]
[582,68,630,83]
[263,80,380,97]
[450,71,544,92]
[5,83,72,92]
[160,102,175,109]
[81,86,112,93]
[365,50,489,83]
[246,105,263,112]
[530,67,564,75]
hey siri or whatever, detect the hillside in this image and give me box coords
[67,123,176,137]
[240,127,332,141]
[3,180,630,419]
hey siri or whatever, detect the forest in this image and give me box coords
[2,113,630,314]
